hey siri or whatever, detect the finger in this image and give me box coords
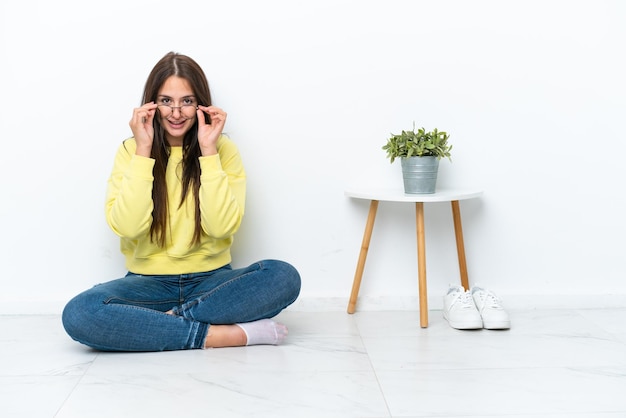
[214,113,226,124]
[143,103,157,121]
[197,106,221,126]
[211,108,225,118]
[134,110,149,125]
[130,107,155,128]
[198,104,220,111]
[210,111,226,124]
[199,105,226,119]
[139,102,156,114]
[197,108,209,127]
[144,108,156,124]
[131,110,144,126]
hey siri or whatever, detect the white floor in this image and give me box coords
[2,308,626,418]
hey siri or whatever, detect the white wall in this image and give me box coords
[0,0,624,314]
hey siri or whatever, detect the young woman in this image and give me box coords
[62,52,301,351]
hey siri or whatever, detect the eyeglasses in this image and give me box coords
[156,97,198,118]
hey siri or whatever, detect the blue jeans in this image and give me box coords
[62,260,301,352]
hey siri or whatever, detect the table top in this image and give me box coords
[345,187,483,203]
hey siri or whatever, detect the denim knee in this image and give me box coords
[263,259,301,303]
[61,292,94,345]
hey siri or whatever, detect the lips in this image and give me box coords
[167,119,187,129]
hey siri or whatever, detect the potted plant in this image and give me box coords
[382,123,452,194]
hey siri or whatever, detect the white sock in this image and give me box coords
[235,319,288,346]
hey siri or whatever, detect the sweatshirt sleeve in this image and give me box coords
[198,136,246,239]
[105,139,156,239]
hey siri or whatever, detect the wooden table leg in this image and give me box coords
[451,200,470,290]
[415,202,428,328]
[347,200,379,314]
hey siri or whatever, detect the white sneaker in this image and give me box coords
[443,285,482,330]
[471,285,511,330]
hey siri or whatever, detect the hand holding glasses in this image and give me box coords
[129,97,226,156]
[196,104,227,156]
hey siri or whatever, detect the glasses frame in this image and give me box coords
[156,96,199,118]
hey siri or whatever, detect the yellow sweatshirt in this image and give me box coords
[105,136,246,275]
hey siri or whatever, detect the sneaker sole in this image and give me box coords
[483,321,511,330]
[444,314,482,330]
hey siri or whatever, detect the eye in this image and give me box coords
[183,97,196,106]
[157,97,171,105]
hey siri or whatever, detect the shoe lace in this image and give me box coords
[454,291,476,310]
[483,291,503,309]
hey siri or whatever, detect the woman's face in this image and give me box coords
[156,76,197,146]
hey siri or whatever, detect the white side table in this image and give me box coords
[345,187,483,327]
